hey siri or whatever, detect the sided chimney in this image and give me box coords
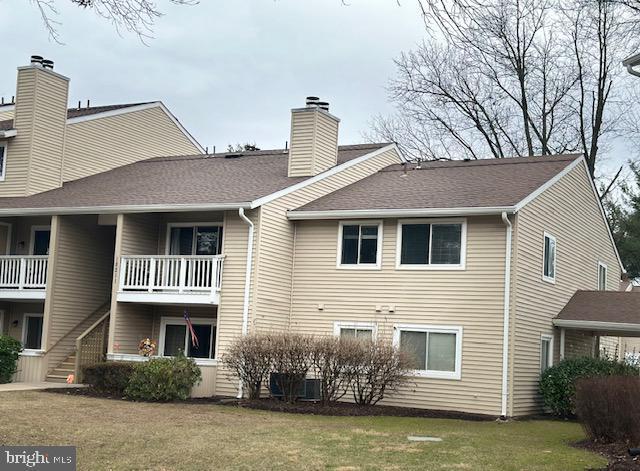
[287,96,339,177]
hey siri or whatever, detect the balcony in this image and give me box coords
[0,256,48,300]
[117,255,224,305]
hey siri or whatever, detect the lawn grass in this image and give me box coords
[0,391,606,470]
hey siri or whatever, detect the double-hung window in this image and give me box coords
[159,317,216,360]
[168,224,223,256]
[540,335,553,374]
[598,262,607,291]
[397,219,465,269]
[334,322,376,341]
[22,313,44,350]
[338,222,382,268]
[542,232,556,283]
[394,324,462,379]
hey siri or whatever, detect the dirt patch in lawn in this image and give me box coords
[576,439,640,470]
[45,387,495,420]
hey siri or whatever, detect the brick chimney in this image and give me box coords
[287,97,339,177]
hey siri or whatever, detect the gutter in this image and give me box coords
[553,318,640,333]
[237,207,255,398]
[623,52,640,77]
[500,211,513,418]
[287,206,515,220]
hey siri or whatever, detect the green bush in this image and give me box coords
[83,362,135,396]
[0,335,22,383]
[539,356,640,417]
[125,354,202,401]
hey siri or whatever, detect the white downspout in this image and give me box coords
[500,211,513,418]
[237,207,255,398]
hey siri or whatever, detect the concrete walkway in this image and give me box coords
[0,382,84,392]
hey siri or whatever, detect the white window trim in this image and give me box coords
[29,225,51,255]
[165,222,223,255]
[336,220,383,269]
[21,312,44,352]
[395,218,467,270]
[393,323,463,380]
[333,321,378,339]
[540,334,554,372]
[598,261,608,291]
[157,316,216,360]
[0,142,7,182]
[542,231,556,284]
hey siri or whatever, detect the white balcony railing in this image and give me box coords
[0,255,48,291]
[119,255,224,302]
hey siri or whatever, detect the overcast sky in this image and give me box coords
[0,1,426,151]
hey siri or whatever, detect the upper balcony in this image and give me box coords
[0,255,48,300]
[117,254,224,305]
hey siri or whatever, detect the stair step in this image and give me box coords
[46,375,70,383]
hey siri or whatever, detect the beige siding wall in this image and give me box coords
[62,106,200,183]
[42,215,115,371]
[0,216,50,255]
[288,109,338,177]
[192,366,217,398]
[13,355,46,382]
[0,108,14,121]
[1,301,46,344]
[510,162,621,416]
[0,67,68,197]
[109,213,162,354]
[290,216,507,416]
[253,148,401,335]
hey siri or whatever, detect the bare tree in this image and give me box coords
[371,0,640,198]
[31,0,197,43]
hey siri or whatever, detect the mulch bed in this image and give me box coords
[576,440,640,470]
[44,387,494,420]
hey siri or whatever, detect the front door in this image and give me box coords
[31,229,50,255]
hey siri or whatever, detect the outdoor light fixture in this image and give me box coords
[623,52,640,77]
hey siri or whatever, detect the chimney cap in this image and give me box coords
[30,55,44,65]
[41,59,54,70]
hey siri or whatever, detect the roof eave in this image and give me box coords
[0,129,17,139]
[553,318,640,333]
[287,206,516,220]
[0,202,252,217]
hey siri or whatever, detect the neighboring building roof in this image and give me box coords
[0,102,152,130]
[0,143,390,213]
[553,291,640,332]
[290,154,581,216]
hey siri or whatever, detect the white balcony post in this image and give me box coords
[118,257,127,292]
[148,258,156,293]
[178,257,186,293]
[18,257,26,290]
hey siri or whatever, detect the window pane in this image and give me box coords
[361,226,378,237]
[355,329,373,340]
[196,226,221,255]
[540,339,550,373]
[24,316,43,349]
[0,146,5,177]
[188,324,213,359]
[401,224,429,265]
[400,331,427,370]
[170,227,194,255]
[163,324,186,356]
[32,230,50,256]
[599,266,606,290]
[359,237,378,264]
[431,224,462,265]
[341,225,359,264]
[544,236,555,278]
[340,328,356,338]
[427,332,456,372]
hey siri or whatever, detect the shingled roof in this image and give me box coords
[290,154,581,216]
[0,102,152,131]
[554,291,640,330]
[0,143,390,213]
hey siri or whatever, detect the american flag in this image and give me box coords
[184,309,199,348]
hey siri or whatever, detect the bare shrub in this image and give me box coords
[311,336,362,405]
[222,334,272,400]
[269,333,313,403]
[575,376,640,445]
[351,340,412,406]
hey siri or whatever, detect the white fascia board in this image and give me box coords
[553,318,640,333]
[0,104,15,112]
[250,143,403,209]
[287,206,514,220]
[66,101,205,153]
[0,129,17,138]
[0,202,251,217]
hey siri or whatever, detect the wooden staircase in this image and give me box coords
[46,352,76,383]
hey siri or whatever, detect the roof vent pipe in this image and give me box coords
[306,96,320,107]
[41,59,54,70]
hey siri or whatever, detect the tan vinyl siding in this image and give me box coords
[42,215,115,372]
[109,213,161,354]
[62,106,200,183]
[14,355,46,382]
[0,68,68,197]
[510,162,621,416]
[0,109,14,121]
[287,109,338,177]
[290,216,507,416]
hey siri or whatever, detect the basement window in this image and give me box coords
[397,219,466,269]
[394,324,462,379]
[159,317,216,360]
[338,222,382,269]
[334,322,376,340]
